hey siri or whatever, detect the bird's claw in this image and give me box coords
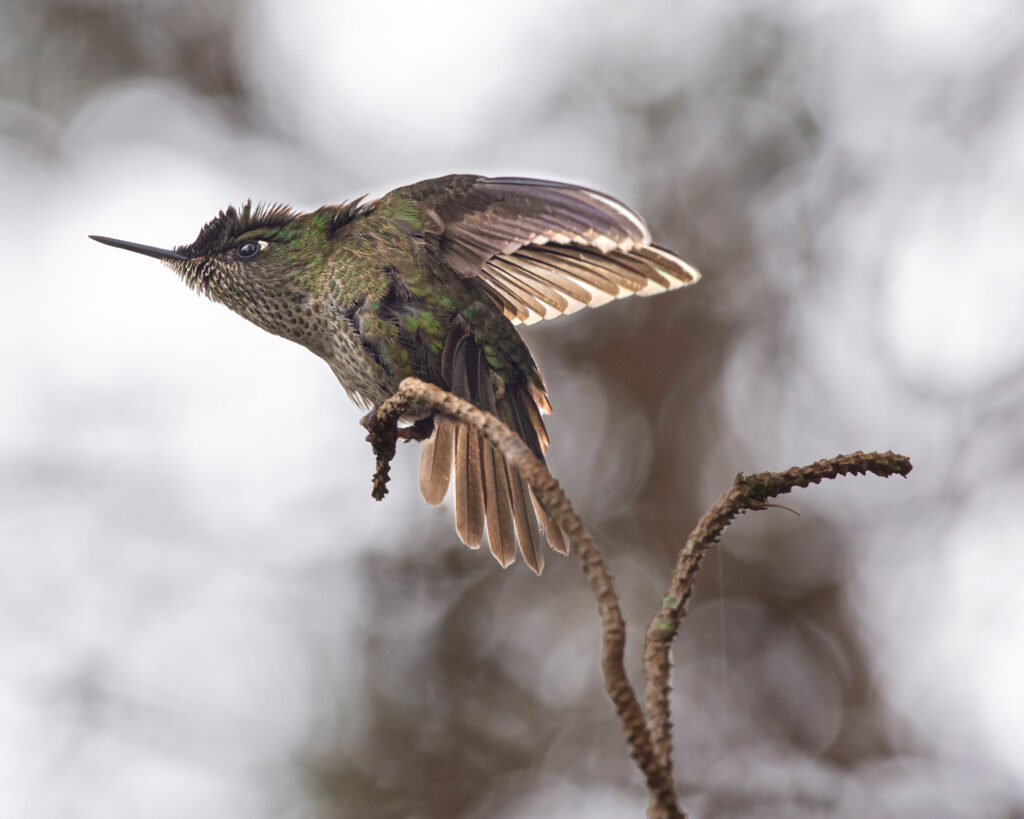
[396,416,435,442]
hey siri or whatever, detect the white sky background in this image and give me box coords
[1,0,1023,816]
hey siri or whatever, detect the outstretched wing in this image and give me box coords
[379,174,697,573]
[399,175,700,325]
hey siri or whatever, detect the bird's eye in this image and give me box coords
[237,241,263,260]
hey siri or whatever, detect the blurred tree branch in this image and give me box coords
[363,377,912,819]
[642,452,913,786]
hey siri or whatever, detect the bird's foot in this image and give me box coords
[360,406,435,501]
[396,416,434,442]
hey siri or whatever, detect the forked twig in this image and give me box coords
[363,378,913,819]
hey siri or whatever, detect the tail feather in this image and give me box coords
[418,322,569,572]
[453,424,485,548]
[419,419,571,567]
[532,493,569,555]
[483,442,516,567]
[507,464,544,574]
[522,396,549,450]
[507,390,544,463]
[419,417,455,505]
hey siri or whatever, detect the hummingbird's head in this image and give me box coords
[91,201,300,302]
[91,198,372,343]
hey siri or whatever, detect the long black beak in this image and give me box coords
[89,235,188,262]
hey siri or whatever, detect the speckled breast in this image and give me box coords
[322,316,399,410]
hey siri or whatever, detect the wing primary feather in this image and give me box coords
[508,387,544,459]
[481,179,649,245]
[494,254,593,305]
[433,176,699,320]
[487,259,570,313]
[473,279,523,323]
[522,394,549,451]
[496,179,649,241]
[606,249,672,289]
[485,270,548,321]
[590,254,652,290]
[532,391,551,419]
[445,228,499,257]
[567,187,652,243]
[542,246,648,291]
[514,247,622,295]
[477,274,532,322]
[493,255,593,311]
[636,245,701,286]
[447,222,525,252]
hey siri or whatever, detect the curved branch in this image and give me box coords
[641,451,913,775]
[363,381,912,819]
[363,377,684,818]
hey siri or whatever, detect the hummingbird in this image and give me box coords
[91,175,699,574]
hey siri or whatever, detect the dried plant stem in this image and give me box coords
[642,452,913,777]
[363,379,913,819]
[363,377,683,818]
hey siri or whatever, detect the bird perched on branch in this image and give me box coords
[91,175,699,574]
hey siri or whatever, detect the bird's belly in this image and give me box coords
[324,323,399,409]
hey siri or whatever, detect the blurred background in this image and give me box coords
[2,1,1023,816]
